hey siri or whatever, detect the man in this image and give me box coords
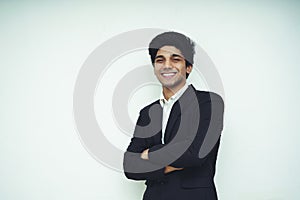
[123,31,224,200]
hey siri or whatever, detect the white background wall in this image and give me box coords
[1,1,300,199]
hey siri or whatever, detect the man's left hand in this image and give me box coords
[141,148,149,160]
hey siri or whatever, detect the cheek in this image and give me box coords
[154,68,160,76]
[178,65,187,74]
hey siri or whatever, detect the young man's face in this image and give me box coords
[154,45,192,92]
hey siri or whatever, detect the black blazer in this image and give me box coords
[123,85,224,200]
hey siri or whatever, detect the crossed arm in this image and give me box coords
[123,97,224,181]
[123,135,183,180]
[140,148,183,173]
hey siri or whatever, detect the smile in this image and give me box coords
[161,72,177,78]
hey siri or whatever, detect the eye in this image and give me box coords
[172,57,182,62]
[155,59,163,63]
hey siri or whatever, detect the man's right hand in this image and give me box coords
[164,166,184,174]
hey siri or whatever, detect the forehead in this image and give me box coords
[156,45,184,57]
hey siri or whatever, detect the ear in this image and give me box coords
[186,65,193,74]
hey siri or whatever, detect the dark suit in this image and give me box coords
[123,85,224,200]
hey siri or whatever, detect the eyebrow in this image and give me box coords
[155,54,184,59]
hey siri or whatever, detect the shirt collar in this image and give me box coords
[159,83,189,107]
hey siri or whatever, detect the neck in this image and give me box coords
[162,82,186,100]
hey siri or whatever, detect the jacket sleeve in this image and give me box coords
[148,97,224,168]
[123,107,166,181]
[123,137,165,180]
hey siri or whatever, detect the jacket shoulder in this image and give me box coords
[139,100,160,114]
[195,90,224,104]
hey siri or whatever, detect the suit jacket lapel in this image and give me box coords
[163,85,196,144]
[164,101,181,143]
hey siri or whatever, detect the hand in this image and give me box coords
[141,148,149,160]
[164,166,184,174]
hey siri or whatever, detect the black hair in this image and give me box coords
[148,31,195,78]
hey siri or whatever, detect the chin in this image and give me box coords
[161,81,179,89]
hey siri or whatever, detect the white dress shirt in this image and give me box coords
[159,83,189,144]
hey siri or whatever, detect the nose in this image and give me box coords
[164,59,172,68]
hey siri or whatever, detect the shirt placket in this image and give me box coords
[162,101,168,144]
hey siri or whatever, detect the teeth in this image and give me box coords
[162,73,176,77]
